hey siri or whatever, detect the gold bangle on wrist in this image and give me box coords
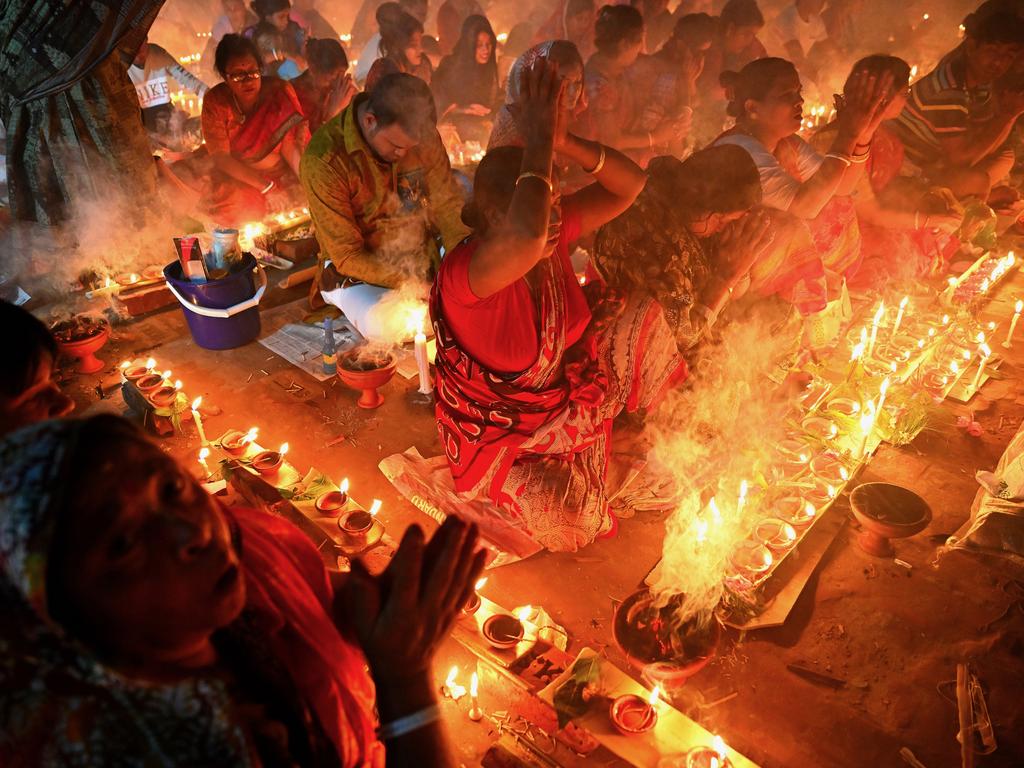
[585,146,607,175]
[516,171,554,194]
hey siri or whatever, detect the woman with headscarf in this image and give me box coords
[593,146,773,352]
[532,0,597,61]
[433,15,500,143]
[712,57,890,312]
[364,9,431,92]
[488,40,588,150]
[433,60,684,552]
[0,415,485,766]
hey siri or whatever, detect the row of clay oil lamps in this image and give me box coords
[121,358,185,410]
[718,269,1018,592]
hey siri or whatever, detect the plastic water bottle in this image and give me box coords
[322,317,337,375]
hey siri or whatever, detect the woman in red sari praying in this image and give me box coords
[200,34,310,225]
[432,60,686,552]
[712,58,891,312]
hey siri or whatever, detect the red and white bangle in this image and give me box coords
[260,181,275,195]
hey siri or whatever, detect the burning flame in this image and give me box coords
[475,577,488,591]
[648,685,661,707]
[192,396,202,410]
[368,499,382,516]
[827,484,837,498]
[470,672,479,698]
[516,605,533,623]
[979,343,992,359]
[872,302,885,326]
[976,331,985,344]
[1017,300,1023,314]
[839,467,850,482]
[279,442,289,455]
[161,370,172,380]
[713,735,728,760]
[403,303,429,337]
[804,502,817,521]
[242,427,258,445]
[695,518,709,544]
[146,357,157,370]
[174,380,183,390]
[445,666,467,699]
[339,477,350,494]
[120,360,131,369]
[199,447,210,461]
[709,497,721,523]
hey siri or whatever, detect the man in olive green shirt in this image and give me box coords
[300,73,469,337]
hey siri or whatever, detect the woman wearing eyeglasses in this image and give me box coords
[199,33,311,225]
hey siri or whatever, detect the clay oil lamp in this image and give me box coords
[801,415,838,442]
[252,442,288,476]
[686,736,732,768]
[482,605,530,650]
[753,518,798,554]
[810,452,851,489]
[316,478,350,516]
[339,498,381,538]
[222,427,257,456]
[463,577,487,615]
[772,438,814,480]
[826,397,860,418]
[148,379,181,408]
[729,541,773,583]
[804,482,838,511]
[917,365,949,400]
[134,372,164,393]
[609,686,660,736]
[121,360,149,383]
[777,496,818,529]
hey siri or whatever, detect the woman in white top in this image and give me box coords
[712,57,890,311]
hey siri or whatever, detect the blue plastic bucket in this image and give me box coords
[163,254,266,350]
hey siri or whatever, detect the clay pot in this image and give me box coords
[251,450,284,476]
[221,430,249,456]
[123,364,149,382]
[57,323,110,374]
[134,373,165,393]
[338,510,374,537]
[462,592,482,615]
[148,386,178,408]
[316,490,349,515]
[608,694,658,735]
[482,614,525,649]
[612,589,720,689]
[337,350,397,409]
[849,482,931,557]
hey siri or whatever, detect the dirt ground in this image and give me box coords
[58,269,1024,768]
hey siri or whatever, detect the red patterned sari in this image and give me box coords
[432,236,686,552]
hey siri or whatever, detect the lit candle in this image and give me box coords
[369,499,382,517]
[468,672,483,721]
[146,357,157,372]
[858,400,877,458]
[242,427,259,446]
[970,344,991,392]
[1003,300,1023,349]
[161,369,172,384]
[708,497,721,525]
[876,377,890,421]
[191,397,208,445]
[414,320,433,395]
[738,480,748,512]
[198,447,210,475]
[892,296,908,337]
[279,442,289,457]
[868,302,884,357]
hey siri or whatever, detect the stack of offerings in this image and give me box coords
[163,228,267,350]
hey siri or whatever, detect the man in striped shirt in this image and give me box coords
[892,9,1024,198]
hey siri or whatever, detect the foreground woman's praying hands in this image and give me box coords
[0,415,483,768]
[432,59,686,552]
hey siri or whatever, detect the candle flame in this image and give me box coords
[192,396,202,410]
[515,605,533,623]
[368,499,382,516]
[242,427,258,445]
[470,671,479,697]
[980,343,992,358]
[120,360,131,369]
[199,447,210,460]
[880,377,890,396]
[827,484,837,498]
[339,477,350,493]
[829,423,838,438]
[899,296,908,309]
[942,314,950,325]
[872,302,885,325]
[950,361,960,375]
[146,357,157,370]
[174,380,182,390]
[475,577,488,591]
[279,442,289,455]
[710,759,719,768]
[1017,300,1024,314]
[695,518,709,544]
[976,331,985,344]
[446,666,458,686]
[805,502,817,520]
[445,666,467,699]
[840,466,850,481]
[850,342,865,362]
[648,685,661,706]
[713,734,728,758]
[709,497,721,523]
[129,273,139,283]
[161,370,172,380]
